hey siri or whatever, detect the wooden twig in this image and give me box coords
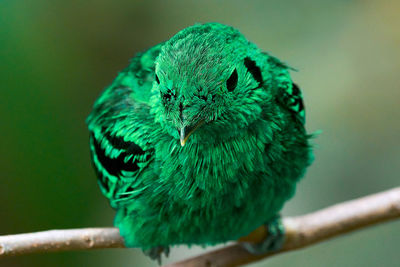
[0,187,399,267]
[0,228,124,257]
[165,187,400,267]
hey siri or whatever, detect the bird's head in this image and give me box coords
[153,23,272,146]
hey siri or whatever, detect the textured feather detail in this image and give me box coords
[87,23,313,249]
[281,83,306,124]
[265,55,306,124]
[87,44,162,208]
[89,130,154,206]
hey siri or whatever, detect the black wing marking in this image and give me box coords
[87,45,163,208]
[282,83,305,124]
[91,132,146,176]
[90,132,152,206]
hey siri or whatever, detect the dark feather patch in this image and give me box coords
[103,130,146,156]
[91,133,143,177]
[93,164,110,192]
[290,83,304,113]
[285,83,305,124]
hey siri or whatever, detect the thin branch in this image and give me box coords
[0,228,124,257]
[0,188,399,267]
[165,187,400,267]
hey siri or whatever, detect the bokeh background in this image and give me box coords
[1,0,399,266]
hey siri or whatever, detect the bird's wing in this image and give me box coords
[266,55,306,124]
[86,44,162,208]
[281,82,306,124]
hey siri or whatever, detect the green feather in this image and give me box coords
[87,23,313,249]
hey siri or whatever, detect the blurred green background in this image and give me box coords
[1,0,399,266]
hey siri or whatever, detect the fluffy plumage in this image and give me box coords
[87,23,312,250]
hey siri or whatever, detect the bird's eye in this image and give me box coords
[155,74,160,84]
[226,68,238,92]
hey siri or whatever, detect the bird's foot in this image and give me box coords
[143,246,170,265]
[241,215,285,254]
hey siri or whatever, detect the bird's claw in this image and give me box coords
[242,215,285,254]
[143,246,170,265]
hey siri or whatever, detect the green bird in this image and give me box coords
[87,23,312,260]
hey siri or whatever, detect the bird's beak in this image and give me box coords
[180,121,204,146]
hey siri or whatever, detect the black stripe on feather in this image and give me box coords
[91,133,143,177]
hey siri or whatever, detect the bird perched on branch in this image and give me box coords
[87,23,313,261]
